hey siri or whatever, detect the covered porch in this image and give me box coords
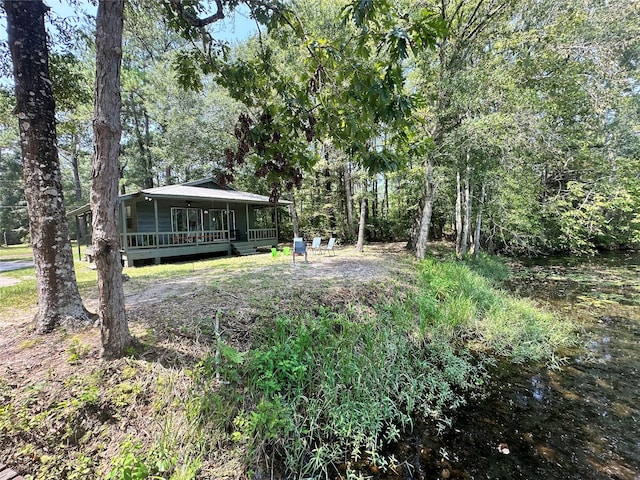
[70,182,290,266]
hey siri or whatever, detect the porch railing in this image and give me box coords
[123,228,277,250]
[248,228,277,241]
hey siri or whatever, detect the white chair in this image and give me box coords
[321,237,336,256]
[310,237,322,254]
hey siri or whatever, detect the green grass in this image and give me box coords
[0,279,38,309]
[0,243,34,259]
[415,257,576,362]
[0,258,98,311]
[0,243,284,314]
[185,253,576,478]
[1,244,577,479]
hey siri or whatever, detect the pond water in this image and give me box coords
[383,252,640,480]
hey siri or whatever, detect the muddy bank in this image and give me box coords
[374,252,640,480]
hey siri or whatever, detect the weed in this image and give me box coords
[105,440,150,480]
[18,337,44,350]
[181,253,578,478]
[67,337,91,364]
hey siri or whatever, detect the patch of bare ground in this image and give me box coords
[0,242,415,479]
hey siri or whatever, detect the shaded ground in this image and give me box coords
[0,242,414,478]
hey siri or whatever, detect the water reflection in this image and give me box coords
[379,253,640,480]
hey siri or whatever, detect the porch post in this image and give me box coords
[120,200,127,250]
[75,214,81,260]
[246,203,250,242]
[153,198,160,264]
[120,200,128,267]
[153,199,159,236]
[226,202,232,256]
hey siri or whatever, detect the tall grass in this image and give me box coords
[188,254,576,478]
[415,257,576,362]
[196,313,489,478]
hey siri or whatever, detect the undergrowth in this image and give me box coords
[0,250,576,479]
[186,253,576,478]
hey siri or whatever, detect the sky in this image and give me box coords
[1,0,257,86]
[43,0,257,43]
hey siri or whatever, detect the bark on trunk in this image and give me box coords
[6,0,92,333]
[455,170,462,256]
[460,163,472,258]
[415,155,435,260]
[69,134,83,202]
[473,180,486,258]
[130,93,154,188]
[91,0,133,358]
[324,165,336,232]
[383,174,389,220]
[344,162,354,238]
[372,177,378,219]
[355,191,367,252]
[289,195,300,238]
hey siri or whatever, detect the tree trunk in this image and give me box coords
[5,0,92,333]
[289,195,300,238]
[165,165,174,185]
[91,0,133,358]
[69,133,83,202]
[383,174,389,220]
[344,161,355,238]
[460,163,472,258]
[415,155,435,260]
[455,170,462,256]
[324,165,336,233]
[130,92,154,188]
[372,177,378,219]
[473,179,486,259]
[355,189,367,252]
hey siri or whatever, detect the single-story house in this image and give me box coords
[68,178,291,266]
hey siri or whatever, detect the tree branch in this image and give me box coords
[169,0,225,27]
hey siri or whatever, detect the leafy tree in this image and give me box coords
[51,52,94,206]
[0,88,27,244]
[0,151,28,244]
[164,0,442,205]
[495,0,640,253]
[3,0,92,332]
[410,0,515,259]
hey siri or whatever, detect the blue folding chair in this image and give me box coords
[292,238,307,263]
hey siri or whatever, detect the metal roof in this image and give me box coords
[67,182,291,217]
[140,185,291,206]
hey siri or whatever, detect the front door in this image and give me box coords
[209,209,236,240]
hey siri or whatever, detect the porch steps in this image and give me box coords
[0,462,25,480]
[232,243,259,256]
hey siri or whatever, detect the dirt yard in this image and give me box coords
[0,242,415,478]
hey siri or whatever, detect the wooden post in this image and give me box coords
[246,203,250,241]
[120,200,127,252]
[153,198,160,264]
[226,202,232,256]
[76,215,81,260]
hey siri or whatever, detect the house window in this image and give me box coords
[171,207,203,233]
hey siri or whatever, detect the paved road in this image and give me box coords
[0,261,33,273]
